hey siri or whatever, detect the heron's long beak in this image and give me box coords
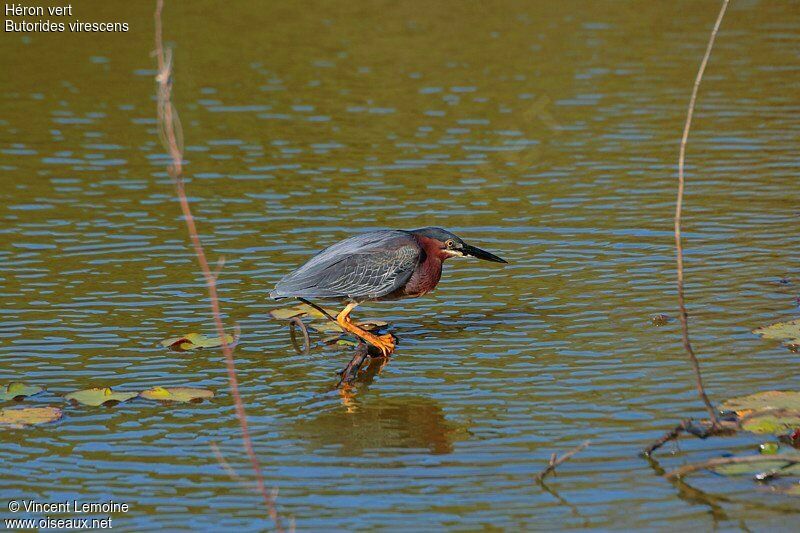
[462,243,507,263]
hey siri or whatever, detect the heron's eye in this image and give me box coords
[445,239,455,249]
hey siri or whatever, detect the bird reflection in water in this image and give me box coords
[294,391,462,456]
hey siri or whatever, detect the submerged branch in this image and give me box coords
[665,454,800,481]
[535,441,590,482]
[337,341,372,387]
[643,419,737,457]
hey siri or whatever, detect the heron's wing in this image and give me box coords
[271,230,421,300]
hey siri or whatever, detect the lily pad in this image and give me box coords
[713,458,800,476]
[270,303,388,341]
[753,319,800,346]
[741,411,800,435]
[0,382,43,402]
[269,303,338,321]
[0,406,62,428]
[140,386,214,403]
[760,442,780,455]
[722,391,800,436]
[336,339,359,347]
[359,320,389,331]
[160,332,234,351]
[722,391,800,417]
[311,321,344,334]
[269,305,311,320]
[65,387,138,407]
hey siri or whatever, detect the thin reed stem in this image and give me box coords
[674,0,729,427]
[153,1,283,529]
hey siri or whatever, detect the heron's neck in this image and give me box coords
[405,235,445,297]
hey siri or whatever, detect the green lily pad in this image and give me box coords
[64,387,138,407]
[760,442,780,455]
[713,458,800,476]
[139,386,214,403]
[336,339,359,347]
[270,303,338,321]
[0,382,44,402]
[753,319,800,345]
[271,303,387,337]
[722,391,800,417]
[359,320,389,330]
[311,321,344,334]
[722,391,800,436]
[269,305,311,320]
[741,411,800,435]
[160,332,234,351]
[0,406,62,428]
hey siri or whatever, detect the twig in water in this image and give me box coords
[153,1,282,530]
[336,341,371,387]
[288,317,310,355]
[673,0,729,427]
[665,454,800,481]
[642,418,737,457]
[535,441,590,482]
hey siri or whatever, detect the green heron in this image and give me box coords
[271,227,507,356]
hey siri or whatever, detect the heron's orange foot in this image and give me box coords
[366,333,395,357]
[378,333,395,346]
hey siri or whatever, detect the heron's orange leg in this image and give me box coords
[336,302,395,357]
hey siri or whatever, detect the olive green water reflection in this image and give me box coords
[1,1,799,529]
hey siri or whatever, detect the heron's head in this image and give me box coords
[410,227,507,263]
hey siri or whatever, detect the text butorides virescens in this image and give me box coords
[271,227,507,356]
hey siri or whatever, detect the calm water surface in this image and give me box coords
[1,1,799,530]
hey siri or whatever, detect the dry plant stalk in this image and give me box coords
[645,0,730,457]
[153,1,282,530]
[673,0,729,427]
[535,441,590,482]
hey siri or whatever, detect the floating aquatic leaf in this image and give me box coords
[310,321,385,335]
[303,305,339,320]
[271,303,387,345]
[741,411,800,435]
[311,321,344,334]
[0,382,43,402]
[269,305,311,320]
[64,387,138,407]
[269,303,337,321]
[140,386,214,403]
[722,391,800,436]
[722,391,800,417]
[712,458,800,476]
[760,442,780,455]
[753,319,800,346]
[360,319,389,329]
[0,406,62,428]
[336,339,359,347]
[160,332,234,351]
